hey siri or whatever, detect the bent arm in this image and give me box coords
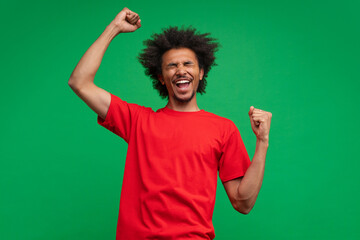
[68,8,141,120]
[223,140,267,214]
[223,107,272,214]
[68,24,117,119]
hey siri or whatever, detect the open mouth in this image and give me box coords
[175,80,191,89]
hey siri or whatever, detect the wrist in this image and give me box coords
[104,22,123,39]
[256,138,269,148]
[253,139,268,163]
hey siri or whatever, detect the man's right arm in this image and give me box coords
[68,8,141,120]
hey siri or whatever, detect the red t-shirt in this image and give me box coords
[98,93,250,240]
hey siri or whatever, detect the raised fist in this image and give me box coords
[248,106,272,142]
[112,7,141,33]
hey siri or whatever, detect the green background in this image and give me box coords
[1,0,359,239]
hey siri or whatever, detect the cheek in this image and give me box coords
[163,70,175,78]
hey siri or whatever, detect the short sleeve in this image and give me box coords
[219,124,251,183]
[97,93,143,143]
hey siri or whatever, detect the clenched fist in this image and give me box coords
[248,106,272,143]
[112,7,141,33]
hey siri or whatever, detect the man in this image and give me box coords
[69,7,272,240]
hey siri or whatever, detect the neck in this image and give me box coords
[166,95,200,112]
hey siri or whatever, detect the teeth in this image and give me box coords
[176,80,190,84]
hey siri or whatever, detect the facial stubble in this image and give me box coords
[173,90,196,103]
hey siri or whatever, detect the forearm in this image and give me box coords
[68,22,120,90]
[236,139,268,212]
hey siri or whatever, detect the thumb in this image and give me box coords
[248,106,254,116]
[136,19,141,28]
[248,106,256,129]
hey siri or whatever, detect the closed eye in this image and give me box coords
[167,63,177,68]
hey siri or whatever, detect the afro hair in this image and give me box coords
[138,26,219,98]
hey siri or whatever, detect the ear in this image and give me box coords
[158,75,165,85]
[199,68,204,81]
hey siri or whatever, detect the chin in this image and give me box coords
[173,91,196,103]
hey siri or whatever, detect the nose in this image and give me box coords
[176,64,187,76]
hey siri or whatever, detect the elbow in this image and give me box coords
[232,200,254,215]
[68,75,94,93]
[68,76,83,93]
[68,77,75,89]
[68,76,78,90]
[236,205,252,215]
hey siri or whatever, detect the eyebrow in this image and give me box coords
[166,61,194,67]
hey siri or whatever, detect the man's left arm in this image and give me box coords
[223,106,272,214]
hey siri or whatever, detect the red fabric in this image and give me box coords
[97,93,250,240]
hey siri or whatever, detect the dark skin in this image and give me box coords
[159,48,204,111]
[68,7,272,214]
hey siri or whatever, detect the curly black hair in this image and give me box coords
[138,26,219,99]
